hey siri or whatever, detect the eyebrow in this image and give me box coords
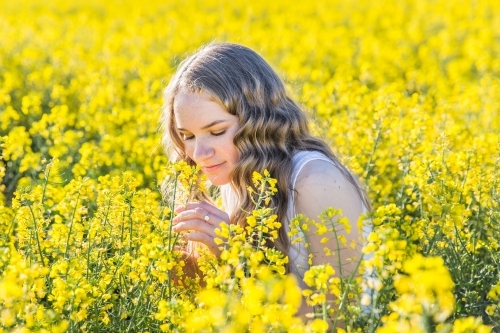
[177,120,229,132]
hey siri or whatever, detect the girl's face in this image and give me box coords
[174,91,240,186]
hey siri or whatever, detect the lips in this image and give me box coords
[201,162,225,173]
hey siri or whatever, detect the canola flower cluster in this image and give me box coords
[1,0,500,332]
[0,162,349,332]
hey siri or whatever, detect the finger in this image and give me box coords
[173,206,228,227]
[184,232,221,256]
[177,201,228,218]
[174,201,211,213]
[173,208,210,225]
[173,209,199,224]
[174,203,191,214]
[172,219,217,237]
[192,207,227,227]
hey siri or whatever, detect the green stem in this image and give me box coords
[128,194,134,252]
[332,255,364,329]
[127,265,152,332]
[255,182,267,252]
[86,222,92,282]
[166,173,180,301]
[7,209,18,241]
[167,173,179,252]
[41,164,51,206]
[28,204,45,267]
[326,214,345,284]
[364,120,382,180]
[322,300,327,323]
[65,190,82,259]
[367,288,380,333]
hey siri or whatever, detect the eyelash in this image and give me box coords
[181,130,226,141]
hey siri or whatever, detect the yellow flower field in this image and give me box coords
[1,0,499,332]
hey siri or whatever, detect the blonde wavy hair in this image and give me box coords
[161,42,369,262]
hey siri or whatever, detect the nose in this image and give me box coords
[192,138,214,163]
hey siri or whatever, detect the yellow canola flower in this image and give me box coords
[378,254,457,332]
[310,318,329,332]
[451,317,492,333]
[1,0,500,330]
[252,171,263,184]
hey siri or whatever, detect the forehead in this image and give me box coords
[174,90,212,109]
[173,91,232,126]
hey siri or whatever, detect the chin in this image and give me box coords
[209,175,230,186]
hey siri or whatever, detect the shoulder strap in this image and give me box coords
[288,151,337,218]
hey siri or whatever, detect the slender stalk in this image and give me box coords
[28,204,45,267]
[167,173,179,252]
[367,288,380,333]
[93,261,123,330]
[120,211,125,256]
[40,161,52,206]
[322,301,327,323]
[255,181,267,252]
[128,194,134,252]
[363,120,382,180]
[332,256,364,329]
[65,190,82,259]
[7,209,18,240]
[166,172,179,300]
[396,156,410,209]
[127,265,152,332]
[326,215,345,285]
[86,220,92,281]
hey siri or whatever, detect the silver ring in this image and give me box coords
[204,214,210,222]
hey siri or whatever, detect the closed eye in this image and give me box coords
[212,130,226,136]
[180,130,226,141]
[181,133,194,141]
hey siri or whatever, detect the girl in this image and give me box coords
[161,42,370,315]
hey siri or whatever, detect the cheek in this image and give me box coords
[227,132,240,161]
[227,139,240,163]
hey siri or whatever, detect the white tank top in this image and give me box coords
[221,151,369,284]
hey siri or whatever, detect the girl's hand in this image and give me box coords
[172,201,229,256]
[172,246,205,287]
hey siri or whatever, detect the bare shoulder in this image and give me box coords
[295,159,354,191]
[294,159,363,221]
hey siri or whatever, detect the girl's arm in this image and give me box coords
[293,159,364,319]
[294,159,363,270]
